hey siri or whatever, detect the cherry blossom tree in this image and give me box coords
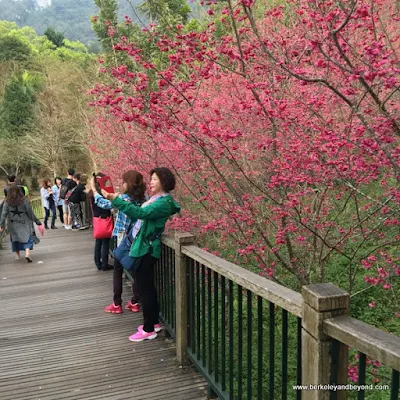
[90,0,399,319]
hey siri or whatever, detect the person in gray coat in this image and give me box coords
[0,185,43,262]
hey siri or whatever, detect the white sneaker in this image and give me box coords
[65,225,72,230]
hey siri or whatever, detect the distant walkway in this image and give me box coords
[0,229,207,400]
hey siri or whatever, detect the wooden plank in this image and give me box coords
[161,233,175,249]
[181,244,303,317]
[324,315,400,371]
[174,232,195,365]
[302,283,349,312]
[0,229,208,400]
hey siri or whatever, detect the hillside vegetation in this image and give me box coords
[0,0,142,48]
[0,21,96,183]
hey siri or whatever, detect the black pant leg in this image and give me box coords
[131,279,140,304]
[94,239,102,269]
[101,238,110,268]
[57,206,64,223]
[134,254,159,332]
[44,208,50,226]
[50,204,57,226]
[113,258,124,306]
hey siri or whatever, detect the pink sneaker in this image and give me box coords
[129,330,157,342]
[125,301,141,312]
[104,303,123,314]
[138,324,162,333]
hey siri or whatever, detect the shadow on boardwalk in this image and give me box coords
[0,229,207,400]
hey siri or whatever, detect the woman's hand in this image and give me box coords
[101,189,118,201]
[90,177,97,192]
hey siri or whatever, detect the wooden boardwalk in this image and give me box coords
[0,228,208,400]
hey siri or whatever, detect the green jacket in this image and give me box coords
[112,194,180,259]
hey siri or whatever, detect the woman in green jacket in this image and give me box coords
[103,167,180,342]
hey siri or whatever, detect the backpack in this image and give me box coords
[59,179,70,199]
[64,185,77,203]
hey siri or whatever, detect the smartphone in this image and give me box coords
[97,175,114,193]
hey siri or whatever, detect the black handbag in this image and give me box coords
[32,232,40,245]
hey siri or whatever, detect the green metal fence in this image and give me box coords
[30,198,45,220]
[155,243,176,338]
[0,201,5,249]
[329,330,399,400]
[185,259,302,400]
[157,234,400,400]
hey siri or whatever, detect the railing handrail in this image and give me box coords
[162,233,303,317]
[161,232,400,385]
[324,314,400,371]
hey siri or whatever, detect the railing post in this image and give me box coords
[174,232,195,366]
[302,283,349,400]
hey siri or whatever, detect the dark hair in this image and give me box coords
[122,170,146,203]
[7,174,16,183]
[42,179,51,188]
[54,176,62,185]
[6,185,24,206]
[150,167,176,192]
[68,168,75,176]
[80,174,87,185]
[74,173,81,181]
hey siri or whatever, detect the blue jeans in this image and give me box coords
[44,205,56,227]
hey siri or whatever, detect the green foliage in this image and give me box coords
[0,35,31,62]
[183,18,203,33]
[0,72,39,137]
[44,27,65,47]
[92,0,119,54]
[0,20,96,177]
[0,0,145,46]
[138,0,192,24]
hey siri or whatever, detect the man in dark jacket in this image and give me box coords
[61,168,77,230]
[4,175,25,197]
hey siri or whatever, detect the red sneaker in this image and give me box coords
[104,303,122,314]
[125,301,141,313]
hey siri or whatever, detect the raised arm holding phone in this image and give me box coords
[102,167,181,342]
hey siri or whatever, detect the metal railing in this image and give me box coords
[0,200,5,248]
[328,317,399,400]
[29,197,92,227]
[184,256,302,400]
[155,242,176,337]
[158,233,400,400]
[30,198,45,220]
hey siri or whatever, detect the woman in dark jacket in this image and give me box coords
[89,183,113,271]
[0,185,42,262]
[67,173,86,230]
